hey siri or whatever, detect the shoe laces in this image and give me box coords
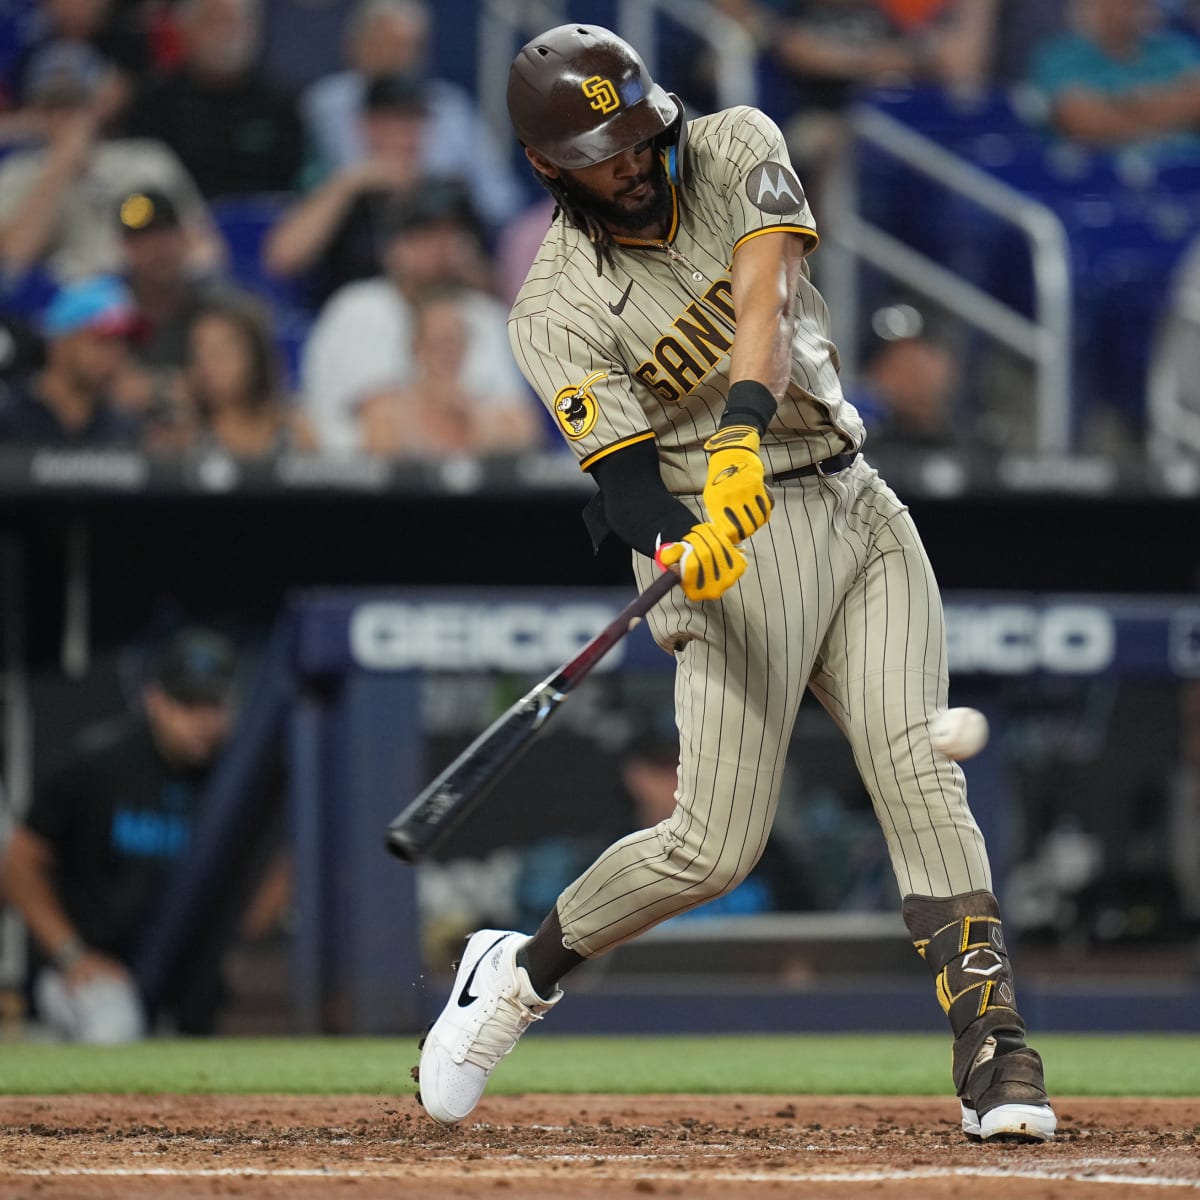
[461,991,547,1071]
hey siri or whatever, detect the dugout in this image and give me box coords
[2,449,1200,1035]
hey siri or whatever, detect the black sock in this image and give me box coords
[516,905,585,998]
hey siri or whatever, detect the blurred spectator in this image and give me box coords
[496,195,556,308]
[0,43,225,281]
[185,289,315,457]
[357,287,541,457]
[258,0,355,93]
[1026,0,1200,160]
[849,305,963,449]
[0,309,46,395]
[693,1,996,105]
[1,0,153,133]
[767,0,997,92]
[299,180,527,455]
[111,186,217,448]
[991,0,1070,87]
[753,0,999,216]
[1147,228,1200,462]
[262,72,429,302]
[300,0,525,229]
[127,0,304,198]
[0,275,140,445]
[514,732,805,933]
[0,627,239,1039]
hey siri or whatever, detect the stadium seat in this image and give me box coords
[209,193,313,314]
[859,87,1200,441]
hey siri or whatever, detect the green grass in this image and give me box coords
[1,1034,1199,1096]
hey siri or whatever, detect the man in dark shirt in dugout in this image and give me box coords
[0,628,238,1041]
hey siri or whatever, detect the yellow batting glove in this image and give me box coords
[702,424,773,544]
[655,522,746,602]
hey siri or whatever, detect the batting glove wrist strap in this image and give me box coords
[702,423,774,543]
[655,522,746,601]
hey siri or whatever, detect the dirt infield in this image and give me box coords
[1,1094,1197,1198]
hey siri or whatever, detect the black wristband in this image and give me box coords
[720,380,777,435]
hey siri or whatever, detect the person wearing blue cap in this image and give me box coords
[0,276,140,445]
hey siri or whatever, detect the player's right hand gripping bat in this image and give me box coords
[385,570,679,864]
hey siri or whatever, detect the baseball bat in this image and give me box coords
[385,569,680,864]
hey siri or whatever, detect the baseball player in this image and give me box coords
[418,24,1055,1144]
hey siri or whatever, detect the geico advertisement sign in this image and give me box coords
[945,604,1115,674]
[350,602,623,672]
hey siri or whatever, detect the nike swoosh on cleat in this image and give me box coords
[457,934,509,1007]
[607,280,634,316]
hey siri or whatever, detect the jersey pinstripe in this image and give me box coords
[508,106,866,494]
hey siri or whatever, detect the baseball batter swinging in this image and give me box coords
[418,24,1055,1144]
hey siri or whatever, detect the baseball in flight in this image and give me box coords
[929,707,990,761]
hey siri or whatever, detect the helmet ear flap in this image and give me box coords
[659,93,688,186]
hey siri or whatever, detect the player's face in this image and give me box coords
[143,683,233,767]
[537,141,672,237]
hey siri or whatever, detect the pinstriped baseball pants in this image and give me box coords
[556,456,992,958]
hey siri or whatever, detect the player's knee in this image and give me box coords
[660,833,756,901]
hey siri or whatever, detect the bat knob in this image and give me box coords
[385,825,422,864]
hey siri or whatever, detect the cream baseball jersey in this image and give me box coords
[508,105,866,494]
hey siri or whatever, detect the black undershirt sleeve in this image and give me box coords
[586,438,697,558]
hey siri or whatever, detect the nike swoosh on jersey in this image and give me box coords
[457,933,509,1007]
[607,280,634,316]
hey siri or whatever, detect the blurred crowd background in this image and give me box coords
[3,0,1200,461]
[1,0,1200,1040]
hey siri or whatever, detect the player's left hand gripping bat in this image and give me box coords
[385,570,680,864]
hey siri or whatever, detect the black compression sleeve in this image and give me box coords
[587,438,697,557]
[720,379,777,434]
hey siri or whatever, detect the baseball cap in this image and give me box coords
[381,178,480,240]
[364,72,428,115]
[42,276,138,339]
[24,41,104,107]
[146,628,238,705]
[117,189,181,236]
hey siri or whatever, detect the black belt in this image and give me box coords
[772,450,859,483]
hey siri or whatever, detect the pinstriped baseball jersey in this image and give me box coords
[508,106,866,494]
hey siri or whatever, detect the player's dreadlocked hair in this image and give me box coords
[532,168,617,277]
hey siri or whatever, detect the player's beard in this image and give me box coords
[560,160,673,238]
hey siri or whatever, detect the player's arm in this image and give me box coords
[700,229,808,544]
[1051,76,1200,146]
[0,824,123,984]
[0,825,78,962]
[589,441,745,602]
[729,227,808,401]
[588,440,695,558]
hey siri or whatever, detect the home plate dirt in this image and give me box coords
[0,1094,1197,1198]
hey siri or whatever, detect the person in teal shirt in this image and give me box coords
[1028,0,1200,161]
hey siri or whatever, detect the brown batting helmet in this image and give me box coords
[507,24,686,177]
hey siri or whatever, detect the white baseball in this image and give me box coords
[929,707,989,761]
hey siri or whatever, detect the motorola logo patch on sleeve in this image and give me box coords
[744,161,806,214]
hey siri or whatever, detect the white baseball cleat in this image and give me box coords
[961,1100,1057,1143]
[417,929,561,1125]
